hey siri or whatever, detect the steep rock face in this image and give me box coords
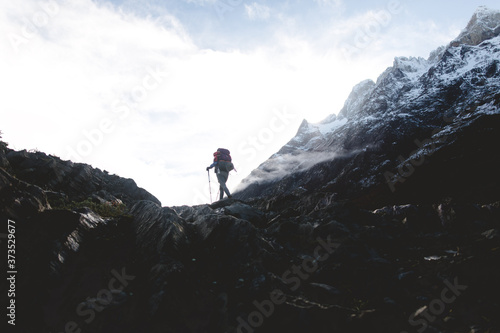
[236,7,500,207]
[338,79,376,120]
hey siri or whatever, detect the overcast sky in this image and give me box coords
[1,0,498,206]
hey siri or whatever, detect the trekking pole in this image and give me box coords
[207,170,213,204]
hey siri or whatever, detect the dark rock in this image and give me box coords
[0,168,50,220]
[208,197,242,209]
[4,149,160,207]
[481,228,498,239]
[309,282,342,295]
[372,204,419,219]
[130,200,191,259]
[172,204,213,222]
[397,271,415,281]
[44,190,69,205]
[223,202,267,227]
[90,190,122,205]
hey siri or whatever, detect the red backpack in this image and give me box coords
[213,148,231,162]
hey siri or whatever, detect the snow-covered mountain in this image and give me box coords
[236,6,500,206]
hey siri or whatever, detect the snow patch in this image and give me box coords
[315,118,348,135]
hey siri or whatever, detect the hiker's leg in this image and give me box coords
[220,172,231,198]
[223,182,231,198]
[217,173,225,199]
[217,172,231,199]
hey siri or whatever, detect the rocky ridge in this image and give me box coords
[1,144,499,332]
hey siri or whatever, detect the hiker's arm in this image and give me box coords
[206,162,217,170]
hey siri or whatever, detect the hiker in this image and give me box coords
[206,148,235,200]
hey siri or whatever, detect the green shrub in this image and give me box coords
[50,198,128,218]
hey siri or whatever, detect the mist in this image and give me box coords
[235,148,365,192]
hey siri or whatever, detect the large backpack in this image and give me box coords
[213,148,234,172]
[218,160,234,172]
[213,148,232,162]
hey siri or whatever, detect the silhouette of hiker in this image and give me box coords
[207,148,234,200]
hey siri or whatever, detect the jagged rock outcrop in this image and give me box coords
[451,6,500,46]
[1,148,160,211]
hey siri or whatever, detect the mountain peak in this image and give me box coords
[236,6,500,204]
[337,79,375,120]
[451,6,500,46]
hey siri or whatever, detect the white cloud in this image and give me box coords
[182,0,217,4]
[0,0,354,206]
[235,150,343,191]
[245,2,271,21]
[0,0,469,206]
[314,0,343,8]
